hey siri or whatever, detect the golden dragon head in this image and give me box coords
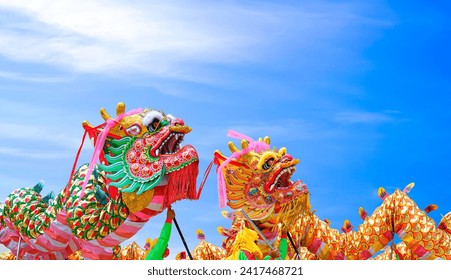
[214,133,310,230]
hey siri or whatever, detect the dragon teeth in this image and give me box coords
[155,133,185,156]
[270,167,295,191]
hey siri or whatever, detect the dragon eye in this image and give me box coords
[262,158,274,170]
[166,114,177,122]
[125,124,142,135]
[143,110,166,133]
[147,119,160,132]
[147,118,170,133]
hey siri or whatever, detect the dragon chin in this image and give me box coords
[122,144,199,213]
[161,144,198,173]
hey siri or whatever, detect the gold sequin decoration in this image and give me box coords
[122,189,155,213]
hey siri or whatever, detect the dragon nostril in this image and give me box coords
[282,154,293,161]
[173,118,184,126]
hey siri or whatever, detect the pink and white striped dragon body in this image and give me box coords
[0,102,199,259]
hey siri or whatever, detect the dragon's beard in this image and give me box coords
[273,194,311,232]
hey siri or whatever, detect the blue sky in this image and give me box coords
[0,0,450,259]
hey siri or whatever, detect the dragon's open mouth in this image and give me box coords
[155,132,184,155]
[265,166,296,193]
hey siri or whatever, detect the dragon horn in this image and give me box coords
[101,102,127,120]
[100,107,112,121]
[228,141,240,153]
[241,139,249,149]
[116,102,126,116]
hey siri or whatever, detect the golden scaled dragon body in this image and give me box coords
[212,135,451,260]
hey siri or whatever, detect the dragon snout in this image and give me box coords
[171,118,185,126]
[281,154,293,162]
[170,124,192,134]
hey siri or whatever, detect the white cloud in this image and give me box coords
[0,1,271,74]
[0,147,72,159]
[335,111,396,125]
[0,0,392,83]
[0,122,83,149]
[0,71,71,83]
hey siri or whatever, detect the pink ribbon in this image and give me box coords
[80,108,143,198]
[217,130,270,208]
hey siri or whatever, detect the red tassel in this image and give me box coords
[164,162,199,208]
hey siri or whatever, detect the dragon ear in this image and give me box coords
[213,150,227,166]
[257,136,271,145]
[214,150,251,170]
[82,120,103,148]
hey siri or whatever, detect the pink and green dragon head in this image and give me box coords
[0,102,200,259]
[83,102,199,213]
